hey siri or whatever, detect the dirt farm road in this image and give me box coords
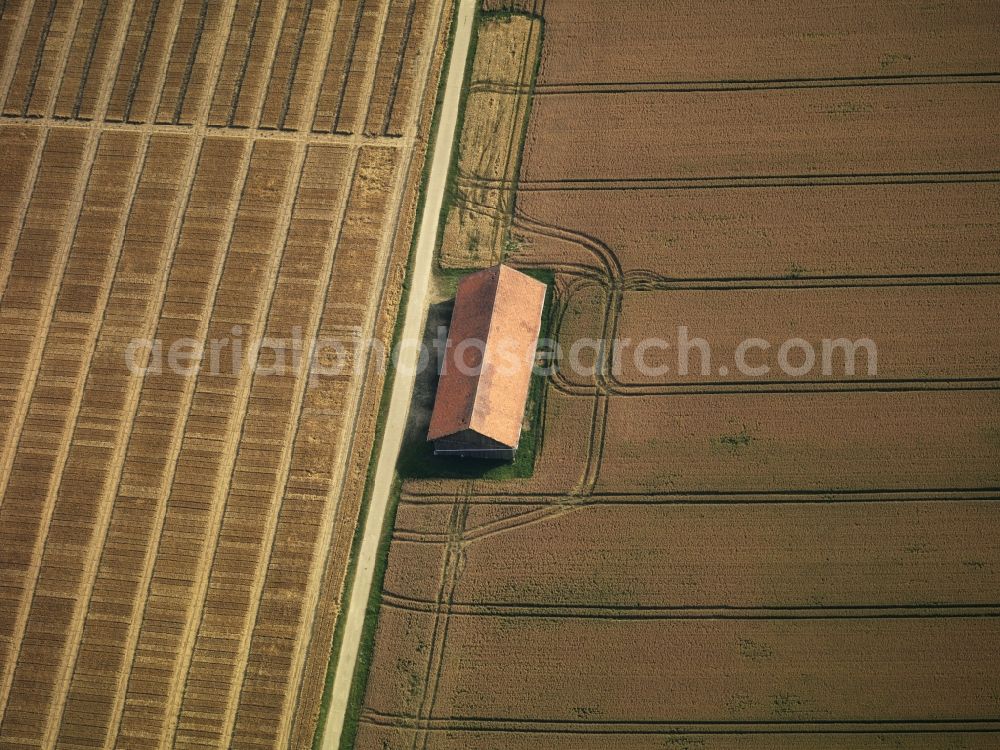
[319,0,477,746]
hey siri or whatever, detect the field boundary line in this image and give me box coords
[278,145,409,749]
[101,137,255,747]
[378,594,1000,620]
[214,142,360,749]
[508,71,1000,95]
[553,379,1000,399]
[513,171,1000,192]
[351,0,394,134]
[0,124,45,328]
[33,132,192,748]
[0,131,142,739]
[237,0,291,126]
[317,0,476,745]
[402,487,1000,503]
[0,131,98,725]
[155,140,308,748]
[0,1,33,106]
[39,0,85,117]
[0,114,414,146]
[359,709,1000,733]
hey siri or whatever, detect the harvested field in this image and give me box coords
[388,500,1000,608]
[441,11,540,268]
[356,0,1000,748]
[0,0,453,747]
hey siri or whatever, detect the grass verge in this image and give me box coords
[313,5,549,748]
[309,1,465,747]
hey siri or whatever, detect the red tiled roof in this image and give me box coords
[427,265,547,448]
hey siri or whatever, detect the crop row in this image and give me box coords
[228,145,401,748]
[111,138,301,747]
[54,0,129,120]
[208,0,292,127]
[311,0,388,134]
[0,127,92,551]
[0,125,44,297]
[172,142,353,747]
[52,135,248,750]
[1,0,442,132]
[363,0,436,137]
[2,0,78,117]
[0,131,194,747]
[258,0,337,130]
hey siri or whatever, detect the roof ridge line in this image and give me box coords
[468,265,503,433]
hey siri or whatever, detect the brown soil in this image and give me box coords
[598,391,1000,493]
[390,500,1000,608]
[367,610,1000,720]
[535,0,1000,84]
[517,182,1000,278]
[357,727,1000,750]
[357,0,1000,747]
[606,285,1000,386]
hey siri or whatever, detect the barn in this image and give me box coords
[427,265,547,460]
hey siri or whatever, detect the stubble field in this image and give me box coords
[355,0,1000,748]
[0,0,452,748]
